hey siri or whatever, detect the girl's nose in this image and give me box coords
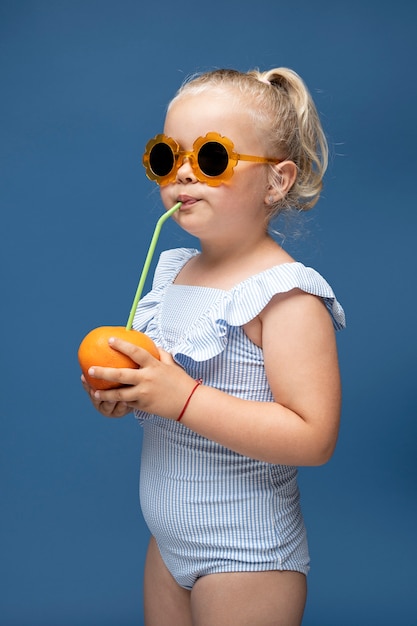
[176,156,197,184]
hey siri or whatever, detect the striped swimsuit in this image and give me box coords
[133,248,345,590]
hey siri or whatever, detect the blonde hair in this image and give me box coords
[169,68,328,215]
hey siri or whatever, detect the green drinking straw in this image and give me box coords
[125,201,182,330]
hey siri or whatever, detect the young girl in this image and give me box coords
[82,67,345,626]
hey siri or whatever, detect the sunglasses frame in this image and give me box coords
[142,132,280,186]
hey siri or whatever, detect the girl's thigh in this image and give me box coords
[191,570,307,626]
[143,536,192,626]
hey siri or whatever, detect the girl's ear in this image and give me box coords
[264,160,297,204]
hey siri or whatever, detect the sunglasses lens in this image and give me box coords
[149,142,175,177]
[198,141,228,177]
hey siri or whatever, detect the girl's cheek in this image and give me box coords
[160,186,173,208]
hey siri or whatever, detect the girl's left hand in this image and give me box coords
[87,337,197,420]
[81,374,132,418]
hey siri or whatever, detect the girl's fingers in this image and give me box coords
[81,374,131,418]
[108,337,158,366]
[83,339,162,390]
[92,381,139,404]
[88,365,136,388]
[98,400,129,418]
[158,348,176,365]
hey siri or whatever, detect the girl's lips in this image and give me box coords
[177,195,199,207]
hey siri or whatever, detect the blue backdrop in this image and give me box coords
[1,1,416,625]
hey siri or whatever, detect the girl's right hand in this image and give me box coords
[81,374,132,419]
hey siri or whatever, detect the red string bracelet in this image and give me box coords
[177,379,203,422]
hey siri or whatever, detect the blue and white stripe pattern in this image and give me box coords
[133,248,345,590]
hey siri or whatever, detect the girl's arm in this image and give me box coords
[183,289,341,466]
[89,289,341,466]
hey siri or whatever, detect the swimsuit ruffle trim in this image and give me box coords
[132,248,345,363]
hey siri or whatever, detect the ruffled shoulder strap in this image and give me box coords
[170,261,345,363]
[227,262,346,330]
[151,248,199,290]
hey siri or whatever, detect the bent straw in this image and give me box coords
[126,201,182,330]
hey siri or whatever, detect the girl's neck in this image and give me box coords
[200,236,269,266]
[176,234,293,290]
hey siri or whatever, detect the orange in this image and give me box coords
[78,326,160,390]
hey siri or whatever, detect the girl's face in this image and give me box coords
[159,91,273,243]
